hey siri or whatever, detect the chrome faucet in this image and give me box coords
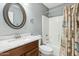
[15,33,21,39]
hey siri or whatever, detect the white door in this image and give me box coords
[42,15,49,44]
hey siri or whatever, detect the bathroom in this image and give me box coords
[0,3,79,56]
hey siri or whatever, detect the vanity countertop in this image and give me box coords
[0,35,41,53]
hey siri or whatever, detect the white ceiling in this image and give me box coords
[43,3,63,9]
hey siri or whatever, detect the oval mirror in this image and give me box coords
[3,3,26,29]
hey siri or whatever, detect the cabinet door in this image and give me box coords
[0,52,11,56]
[25,48,39,56]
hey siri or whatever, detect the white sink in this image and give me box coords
[0,35,41,53]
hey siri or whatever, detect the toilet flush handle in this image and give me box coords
[46,34,48,36]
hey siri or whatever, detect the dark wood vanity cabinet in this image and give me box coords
[0,40,39,56]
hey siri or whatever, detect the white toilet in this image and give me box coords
[39,45,53,56]
[39,38,53,56]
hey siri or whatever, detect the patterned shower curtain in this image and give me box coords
[60,4,79,56]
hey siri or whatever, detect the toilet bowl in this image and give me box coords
[39,45,53,56]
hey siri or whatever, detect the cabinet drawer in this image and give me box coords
[25,48,38,56]
[0,40,38,56]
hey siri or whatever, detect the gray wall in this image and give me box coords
[0,3,48,36]
[48,3,73,17]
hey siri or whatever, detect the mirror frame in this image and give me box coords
[3,3,26,29]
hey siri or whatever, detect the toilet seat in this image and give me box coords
[39,45,53,55]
